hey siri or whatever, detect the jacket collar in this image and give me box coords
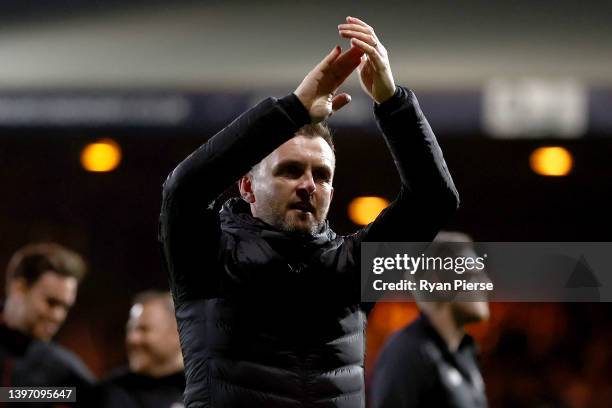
[418,312,476,355]
[219,198,336,246]
[0,312,34,356]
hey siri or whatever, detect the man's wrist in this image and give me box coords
[374,86,410,116]
[280,93,311,126]
[376,86,398,105]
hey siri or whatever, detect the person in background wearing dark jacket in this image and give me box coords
[91,290,185,408]
[0,243,94,399]
[160,16,459,407]
[371,232,489,408]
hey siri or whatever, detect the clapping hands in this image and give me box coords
[294,16,396,123]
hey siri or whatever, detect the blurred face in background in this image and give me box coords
[7,271,77,341]
[450,269,491,324]
[451,300,490,325]
[126,298,182,378]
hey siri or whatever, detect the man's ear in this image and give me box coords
[8,277,29,297]
[329,187,334,204]
[238,174,256,204]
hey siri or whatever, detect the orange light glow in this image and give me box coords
[348,196,389,226]
[529,146,573,176]
[80,139,122,172]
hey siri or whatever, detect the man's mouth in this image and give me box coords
[38,322,58,339]
[290,202,315,214]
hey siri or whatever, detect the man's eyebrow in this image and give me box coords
[314,162,332,171]
[272,159,334,177]
[272,160,305,174]
[313,164,333,177]
[274,160,305,168]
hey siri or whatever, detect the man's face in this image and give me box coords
[126,299,181,377]
[450,248,490,324]
[246,135,335,236]
[451,300,490,325]
[12,271,78,341]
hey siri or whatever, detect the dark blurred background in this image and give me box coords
[1,1,611,407]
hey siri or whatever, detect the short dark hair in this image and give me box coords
[248,122,336,178]
[428,231,474,258]
[6,243,87,287]
[413,231,477,302]
[132,290,174,315]
[296,122,335,153]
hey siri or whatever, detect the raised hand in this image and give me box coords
[294,45,364,123]
[338,16,396,104]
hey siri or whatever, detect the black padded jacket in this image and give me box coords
[0,319,95,408]
[371,315,488,408]
[159,87,459,407]
[84,367,185,408]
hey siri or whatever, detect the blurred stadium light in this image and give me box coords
[529,146,573,177]
[80,138,121,172]
[348,196,389,226]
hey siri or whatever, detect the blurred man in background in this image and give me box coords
[90,290,184,408]
[371,232,489,408]
[0,242,94,391]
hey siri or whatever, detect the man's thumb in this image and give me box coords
[331,93,351,112]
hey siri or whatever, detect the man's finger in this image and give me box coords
[338,23,375,35]
[315,45,342,71]
[346,16,372,30]
[358,55,371,78]
[339,30,378,48]
[331,93,351,112]
[329,46,364,83]
[358,54,368,71]
[350,38,386,72]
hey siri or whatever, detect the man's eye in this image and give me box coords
[314,171,331,183]
[47,299,69,310]
[282,166,302,178]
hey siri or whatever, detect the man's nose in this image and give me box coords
[49,306,67,324]
[297,173,316,197]
[127,330,142,346]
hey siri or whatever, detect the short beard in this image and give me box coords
[259,206,325,238]
[278,217,325,238]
